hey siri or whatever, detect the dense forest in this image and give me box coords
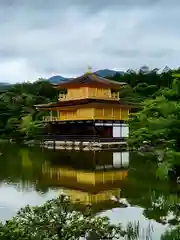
[110,67,180,179]
[0,66,178,140]
[0,79,59,140]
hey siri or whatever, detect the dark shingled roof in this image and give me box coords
[54,73,126,88]
[35,98,137,109]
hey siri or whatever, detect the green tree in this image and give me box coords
[0,79,58,140]
[0,196,144,240]
[129,76,180,179]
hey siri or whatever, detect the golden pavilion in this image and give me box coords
[36,72,133,140]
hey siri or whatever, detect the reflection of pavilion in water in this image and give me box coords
[40,151,129,211]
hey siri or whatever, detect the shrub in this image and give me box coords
[0,195,141,240]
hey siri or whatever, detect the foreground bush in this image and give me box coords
[161,227,180,240]
[0,195,142,240]
[4,194,180,239]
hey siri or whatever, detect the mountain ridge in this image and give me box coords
[0,69,124,86]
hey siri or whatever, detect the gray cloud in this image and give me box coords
[0,0,179,82]
[0,0,162,9]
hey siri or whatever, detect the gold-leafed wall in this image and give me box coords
[121,108,129,120]
[67,88,87,99]
[93,107,129,120]
[60,87,118,101]
[53,107,129,121]
[60,108,94,121]
[87,87,111,98]
[60,111,77,120]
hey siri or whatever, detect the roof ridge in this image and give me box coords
[54,72,126,87]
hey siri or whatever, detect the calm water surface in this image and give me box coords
[0,144,179,239]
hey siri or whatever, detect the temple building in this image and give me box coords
[36,72,133,141]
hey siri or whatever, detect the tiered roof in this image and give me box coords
[54,73,126,89]
[35,98,135,110]
[35,73,135,109]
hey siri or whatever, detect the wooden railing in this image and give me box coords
[43,116,60,122]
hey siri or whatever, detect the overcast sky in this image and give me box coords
[0,0,180,83]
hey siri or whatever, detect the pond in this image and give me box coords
[0,143,179,239]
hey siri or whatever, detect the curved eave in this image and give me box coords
[53,83,126,90]
[34,98,138,110]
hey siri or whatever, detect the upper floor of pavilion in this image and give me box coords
[54,72,126,101]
